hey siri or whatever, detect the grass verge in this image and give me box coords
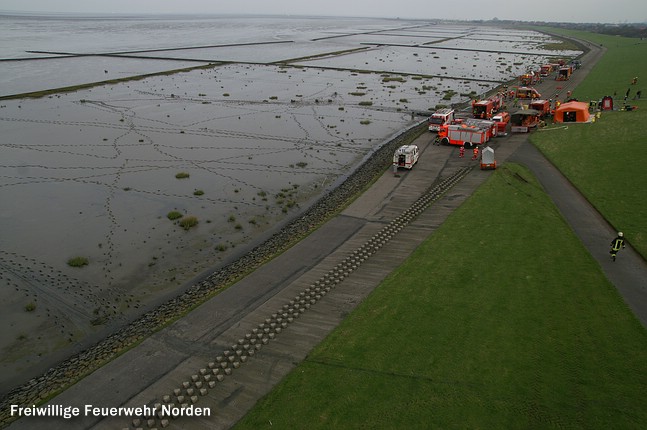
[235,163,647,429]
[530,28,647,257]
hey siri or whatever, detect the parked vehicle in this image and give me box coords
[510,109,541,133]
[437,121,495,147]
[519,72,540,86]
[540,64,554,77]
[556,65,573,81]
[472,94,503,119]
[428,108,455,132]
[515,86,541,99]
[491,111,511,135]
[463,118,498,140]
[393,145,420,169]
[480,146,496,170]
[528,99,551,117]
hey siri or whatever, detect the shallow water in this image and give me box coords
[0,14,582,390]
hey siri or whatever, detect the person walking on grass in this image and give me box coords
[610,232,626,261]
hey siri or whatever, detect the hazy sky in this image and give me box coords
[1,0,646,24]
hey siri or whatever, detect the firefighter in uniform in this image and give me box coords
[472,145,479,160]
[459,145,465,158]
[610,232,626,261]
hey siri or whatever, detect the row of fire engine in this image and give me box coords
[427,60,579,144]
[395,58,581,172]
[429,96,555,145]
[517,58,580,85]
[429,90,542,137]
[539,59,580,81]
[420,57,581,169]
[428,88,558,145]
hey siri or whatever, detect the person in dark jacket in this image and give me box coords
[610,232,626,261]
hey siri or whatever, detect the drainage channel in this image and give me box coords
[124,165,474,430]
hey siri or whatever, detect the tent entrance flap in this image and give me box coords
[564,111,577,122]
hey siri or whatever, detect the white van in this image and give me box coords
[393,145,419,169]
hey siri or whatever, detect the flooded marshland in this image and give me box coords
[0,14,581,390]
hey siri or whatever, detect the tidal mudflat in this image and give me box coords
[0,15,582,392]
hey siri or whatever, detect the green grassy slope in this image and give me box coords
[532,29,647,256]
[236,164,647,429]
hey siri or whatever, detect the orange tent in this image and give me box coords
[554,101,591,123]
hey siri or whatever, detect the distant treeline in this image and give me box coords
[484,18,647,39]
[547,22,647,39]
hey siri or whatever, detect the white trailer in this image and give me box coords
[480,146,496,170]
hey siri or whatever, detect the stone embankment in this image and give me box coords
[0,121,428,428]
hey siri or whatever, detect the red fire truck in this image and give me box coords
[491,111,511,135]
[519,72,540,86]
[471,93,503,119]
[515,86,541,99]
[540,64,554,77]
[529,99,551,117]
[556,65,573,81]
[428,108,455,132]
[437,119,497,147]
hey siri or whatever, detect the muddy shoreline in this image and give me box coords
[0,118,427,422]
